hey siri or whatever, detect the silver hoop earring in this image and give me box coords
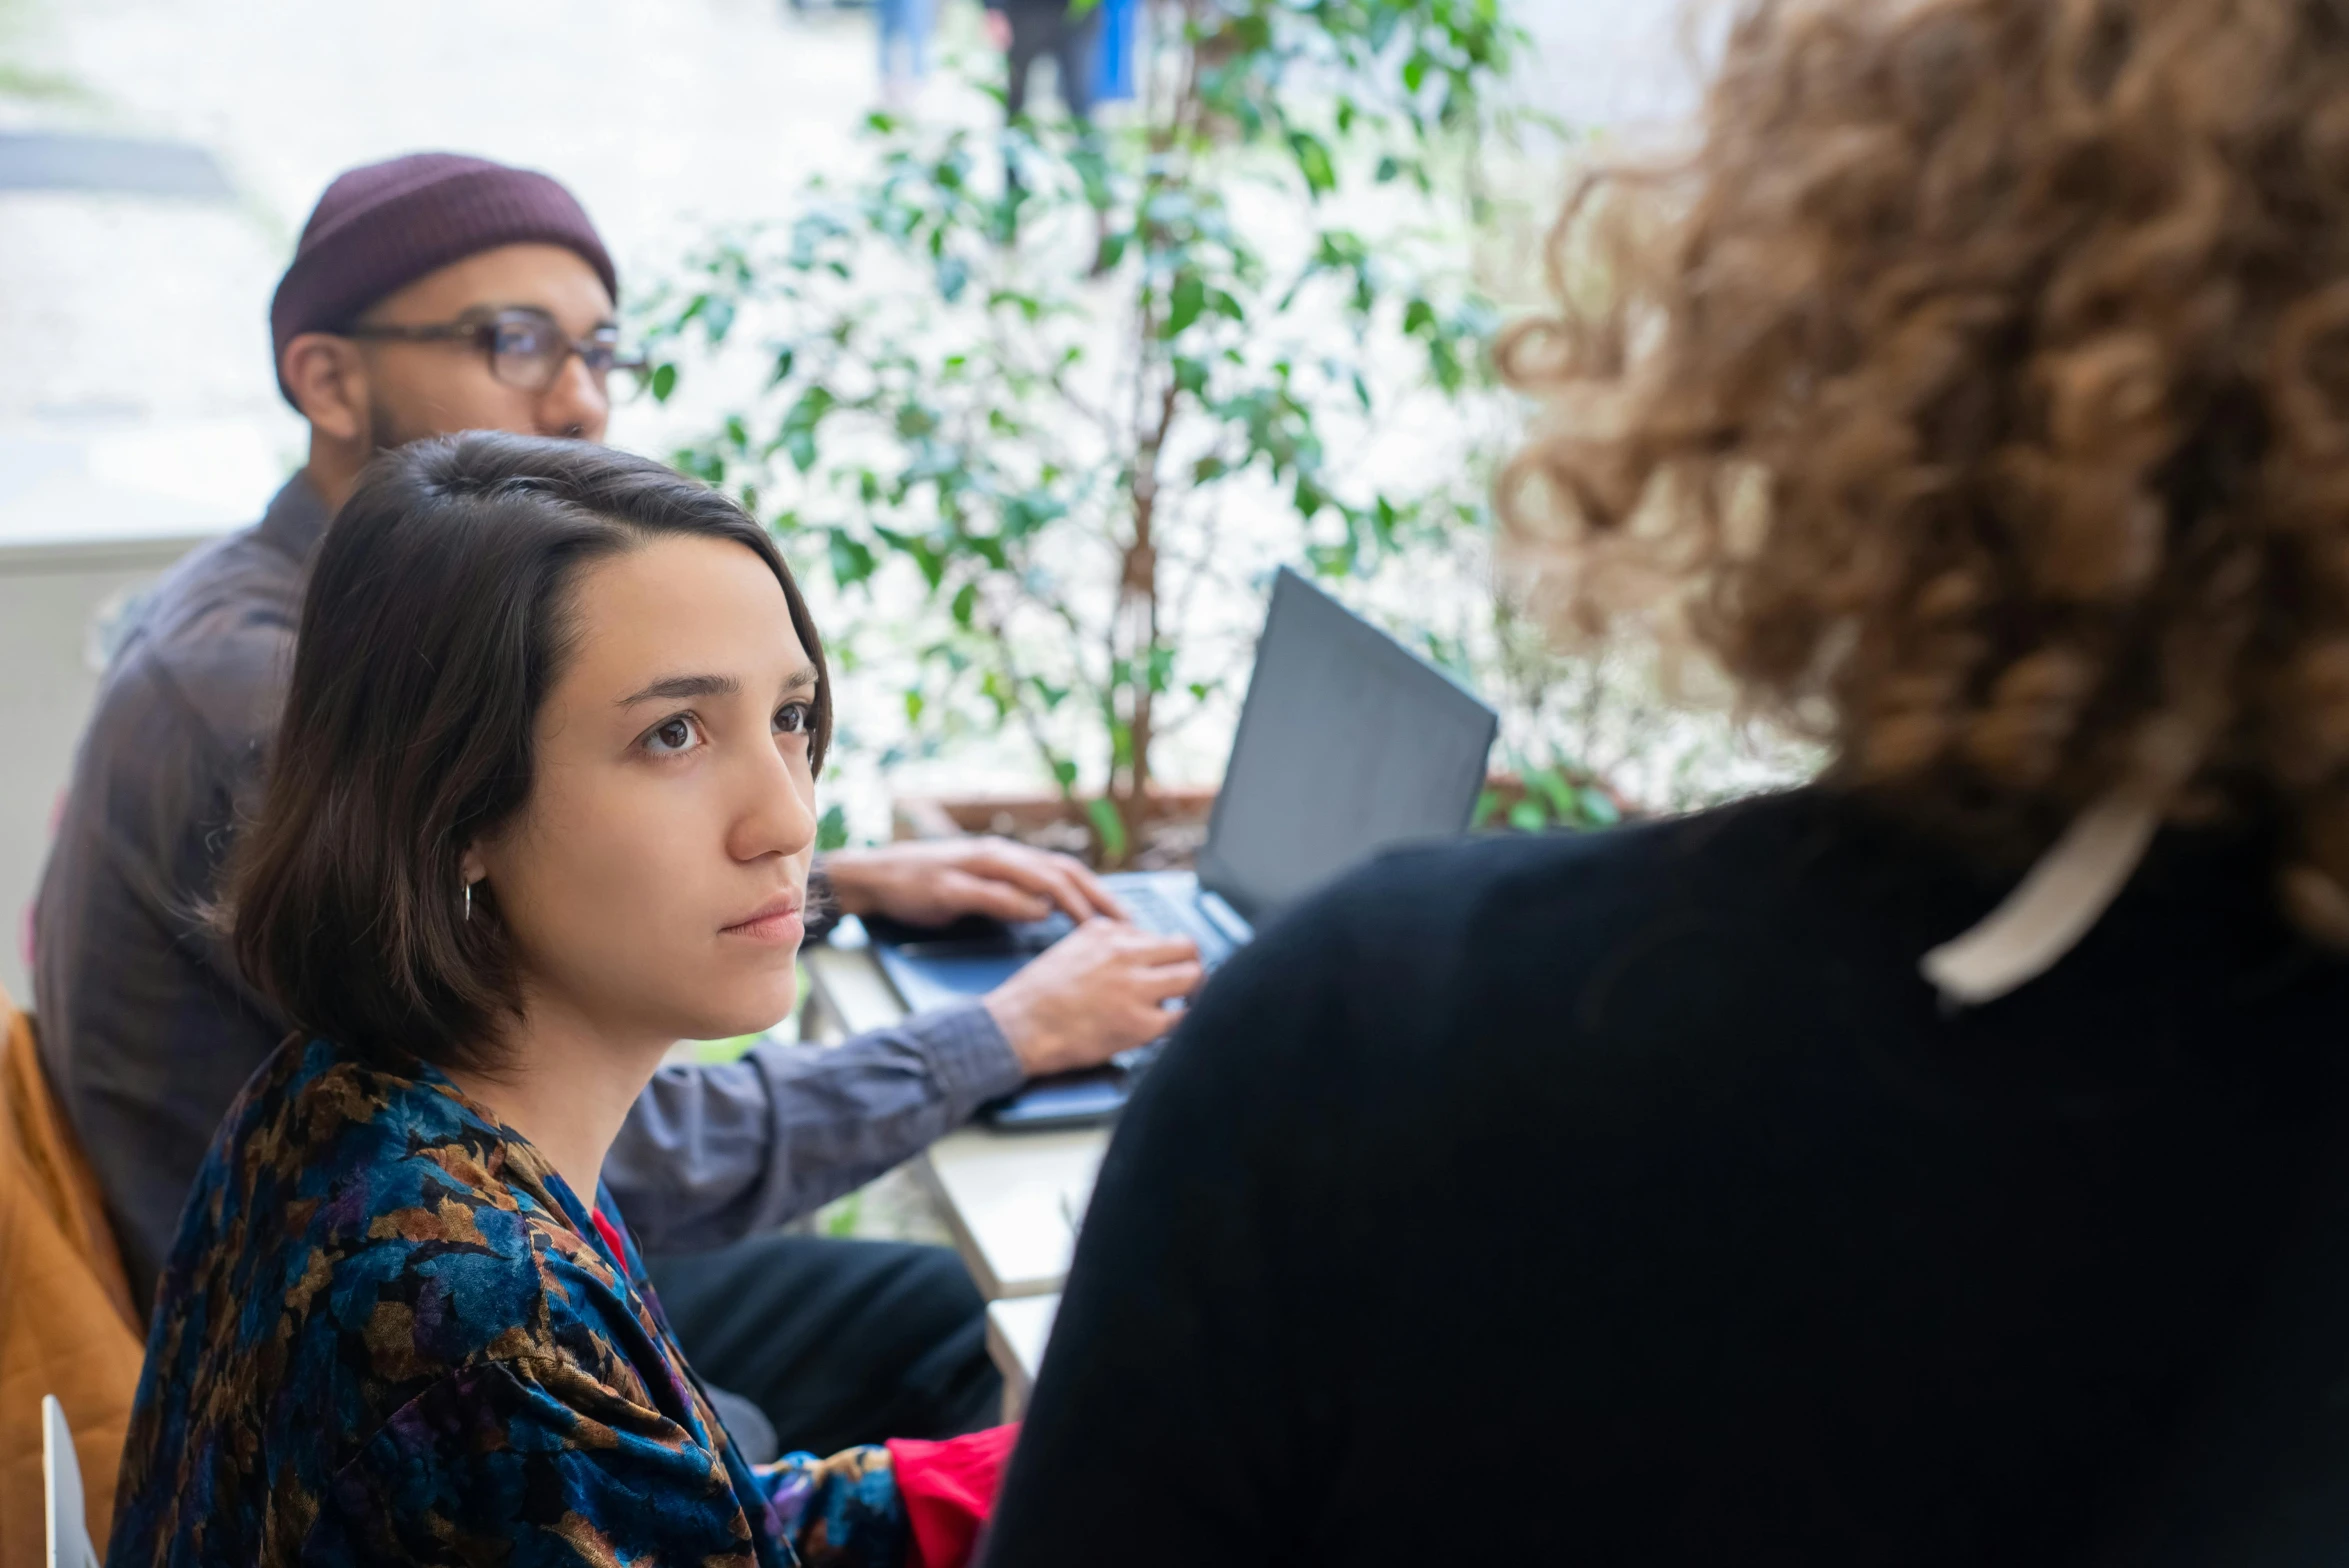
[463,879,474,923]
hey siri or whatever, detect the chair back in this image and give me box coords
[41,1396,97,1568]
[0,990,141,1566]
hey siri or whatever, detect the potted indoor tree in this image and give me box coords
[641,0,1530,865]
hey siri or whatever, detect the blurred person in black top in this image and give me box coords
[984,0,1102,126]
[982,0,2349,1560]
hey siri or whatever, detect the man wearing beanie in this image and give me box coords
[31,152,1195,1460]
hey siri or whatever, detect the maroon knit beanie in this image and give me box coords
[269,152,619,407]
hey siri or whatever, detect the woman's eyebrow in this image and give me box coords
[617,666,817,707]
[617,673,740,706]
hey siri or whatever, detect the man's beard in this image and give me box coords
[365,394,439,454]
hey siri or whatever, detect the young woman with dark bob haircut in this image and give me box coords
[107,433,1007,1568]
[984,0,2349,1562]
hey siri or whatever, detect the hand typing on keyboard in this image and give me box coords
[822,836,1126,926]
[981,919,1204,1078]
[1116,884,1239,967]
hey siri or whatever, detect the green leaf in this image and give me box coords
[816,803,852,852]
[1287,130,1337,198]
[1429,336,1464,395]
[1051,756,1079,791]
[778,385,836,474]
[1085,796,1129,864]
[904,689,926,724]
[1172,356,1210,398]
[826,529,877,589]
[1532,767,1579,821]
[980,669,1013,715]
[1164,272,1206,338]
[1507,800,1547,833]
[650,362,679,403]
[701,297,737,344]
[951,581,979,628]
[767,346,797,388]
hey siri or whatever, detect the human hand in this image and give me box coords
[823,837,1125,928]
[983,920,1204,1077]
[983,7,1013,50]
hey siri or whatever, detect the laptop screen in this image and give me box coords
[1196,568,1499,923]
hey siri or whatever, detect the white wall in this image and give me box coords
[0,536,212,1005]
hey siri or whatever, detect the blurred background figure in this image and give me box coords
[876,0,935,109]
[985,0,1101,125]
[1090,0,1136,107]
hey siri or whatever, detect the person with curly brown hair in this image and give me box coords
[978,1,2349,1563]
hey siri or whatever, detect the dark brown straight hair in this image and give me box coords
[224,431,831,1074]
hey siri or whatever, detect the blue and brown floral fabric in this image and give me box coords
[108,1036,906,1567]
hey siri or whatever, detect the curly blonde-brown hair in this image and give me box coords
[1501,0,2349,934]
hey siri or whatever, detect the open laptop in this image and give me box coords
[866,566,1499,1126]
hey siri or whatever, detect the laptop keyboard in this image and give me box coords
[1107,882,1241,1082]
[1116,882,1239,969]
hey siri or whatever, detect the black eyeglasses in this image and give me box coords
[345,307,647,393]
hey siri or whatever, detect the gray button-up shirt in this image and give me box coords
[33,473,1023,1297]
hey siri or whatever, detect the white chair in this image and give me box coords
[42,1395,100,1568]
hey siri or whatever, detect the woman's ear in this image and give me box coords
[460,846,487,888]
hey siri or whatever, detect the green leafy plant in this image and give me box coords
[644,0,1530,864]
[1475,750,1625,835]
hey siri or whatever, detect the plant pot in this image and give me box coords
[891,788,1219,871]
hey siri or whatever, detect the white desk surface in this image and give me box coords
[802,933,1106,1300]
[985,1292,1061,1423]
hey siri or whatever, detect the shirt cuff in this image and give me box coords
[903,1002,1028,1111]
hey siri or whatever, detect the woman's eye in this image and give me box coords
[644,716,700,755]
[774,702,812,737]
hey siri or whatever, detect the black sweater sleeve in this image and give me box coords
[982,853,1390,1566]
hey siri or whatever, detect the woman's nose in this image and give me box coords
[726,737,818,864]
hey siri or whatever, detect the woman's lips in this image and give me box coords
[723,899,805,945]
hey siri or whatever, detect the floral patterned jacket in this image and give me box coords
[108,1036,906,1568]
